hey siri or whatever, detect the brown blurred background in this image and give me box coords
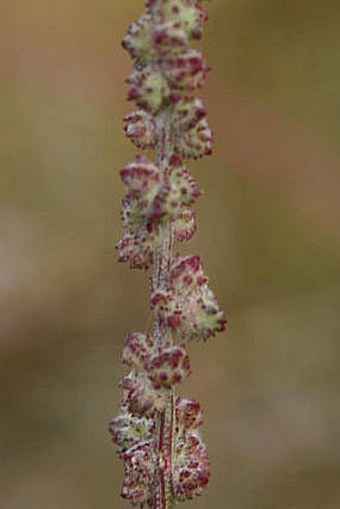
[1,1,340,508]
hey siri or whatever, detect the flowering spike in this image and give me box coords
[110,1,226,508]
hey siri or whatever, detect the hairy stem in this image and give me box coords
[152,111,175,509]
[152,110,173,342]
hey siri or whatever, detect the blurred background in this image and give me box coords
[1,0,340,508]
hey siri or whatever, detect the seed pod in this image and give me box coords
[124,110,157,149]
[122,14,156,63]
[127,65,170,113]
[161,49,210,91]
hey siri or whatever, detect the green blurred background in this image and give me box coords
[1,1,340,508]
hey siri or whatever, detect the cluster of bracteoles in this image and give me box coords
[111,1,226,507]
[117,154,202,270]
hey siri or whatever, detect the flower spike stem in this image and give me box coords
[110,1,227,508]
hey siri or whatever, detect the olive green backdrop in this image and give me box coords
[1,1,340,508]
